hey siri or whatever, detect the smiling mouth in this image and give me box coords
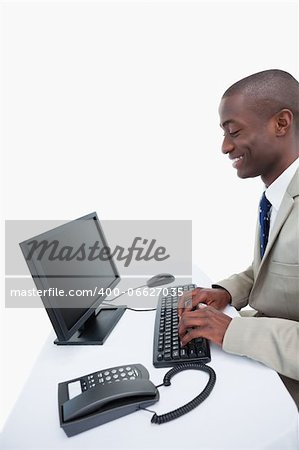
[232,155,244,168]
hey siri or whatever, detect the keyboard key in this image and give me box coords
[180,348,188,358]
[172,350,180,359]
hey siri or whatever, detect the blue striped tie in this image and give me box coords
[259,191,272,258]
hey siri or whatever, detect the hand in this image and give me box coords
[177,287,231,318]
[178,305,232,347]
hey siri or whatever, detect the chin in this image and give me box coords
[236,170,249,179]
[237,169,258,179]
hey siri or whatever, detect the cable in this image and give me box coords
[125,307,157,312]
[151,363,216,424]
[100,302,156,312]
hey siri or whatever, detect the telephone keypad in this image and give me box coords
[78,365,142,392]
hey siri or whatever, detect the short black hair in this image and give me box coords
[222,69,299,131]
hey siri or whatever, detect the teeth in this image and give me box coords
[233,156,243,162]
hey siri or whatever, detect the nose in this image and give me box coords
[221,135,235,155]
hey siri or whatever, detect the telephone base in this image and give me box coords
[60,394,158,437]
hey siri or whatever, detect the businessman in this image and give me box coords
[178,69,299,407]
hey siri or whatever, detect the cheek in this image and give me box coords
[241,133,270,154]
[235,136,256,151]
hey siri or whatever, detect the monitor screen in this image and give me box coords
[20,212,122,344]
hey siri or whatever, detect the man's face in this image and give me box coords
[219,94,281,185]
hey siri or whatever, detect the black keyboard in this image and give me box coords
[153,284,211,368]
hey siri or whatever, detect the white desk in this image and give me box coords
[1,304,298,450]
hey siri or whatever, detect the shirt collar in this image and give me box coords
[265,158,299,212]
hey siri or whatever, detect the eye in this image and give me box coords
[223,129,241,138]
[229,130,241,137]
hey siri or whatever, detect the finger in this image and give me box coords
[177,290,194,317]
[186,291,209,310]
[180,327,206,346]
[178,313,208,338]
[177,288,201,316]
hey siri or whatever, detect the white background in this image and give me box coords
[1,0,298,430]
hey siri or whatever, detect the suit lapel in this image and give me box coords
[253,220,261,275]
[254,168,299,280]
[261,194,294,261]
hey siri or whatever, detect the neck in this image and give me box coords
[261,153,299,187]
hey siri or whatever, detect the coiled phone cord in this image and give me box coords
[151,363,216,424]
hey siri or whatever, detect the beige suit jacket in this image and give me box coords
[216,168,299,381]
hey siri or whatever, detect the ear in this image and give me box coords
[274,109,294,136]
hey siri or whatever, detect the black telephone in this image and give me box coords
[58,364,159,437]
[59,362,216,437]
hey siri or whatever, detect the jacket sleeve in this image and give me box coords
[223,316,299,380]
[212,264,254,310]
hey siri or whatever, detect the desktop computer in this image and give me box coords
[19,212,125,345]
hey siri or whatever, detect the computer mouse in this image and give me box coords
[146,273,175,288]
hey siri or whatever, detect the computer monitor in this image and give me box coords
[19,212,125,345]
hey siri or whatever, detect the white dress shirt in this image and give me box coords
[265,157,299,236]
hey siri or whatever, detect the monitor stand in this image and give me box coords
[54,306,126,345]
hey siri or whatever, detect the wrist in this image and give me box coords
[211,284,232,303]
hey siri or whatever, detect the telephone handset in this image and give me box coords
[58,364,159,437]
[63,378,157,422]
